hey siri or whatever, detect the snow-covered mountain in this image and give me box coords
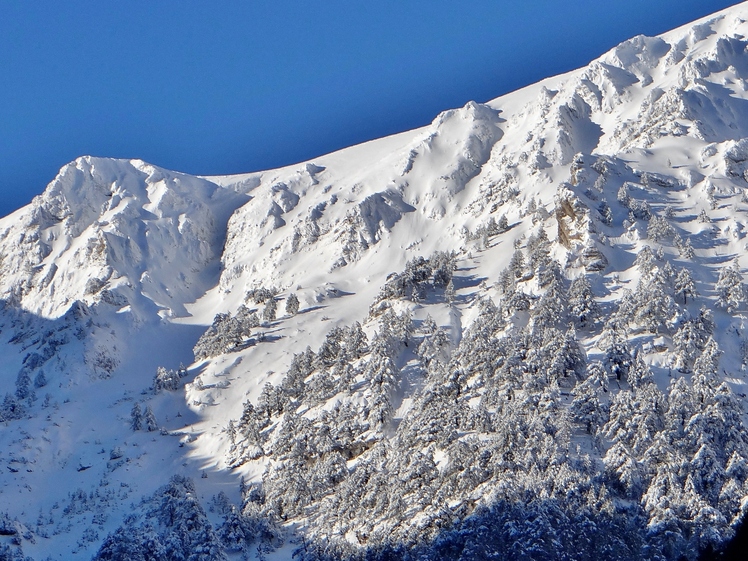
[4,3,748,560]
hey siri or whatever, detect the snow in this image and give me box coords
[3,1,748,558]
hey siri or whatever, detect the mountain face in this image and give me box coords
[5,4,748,560]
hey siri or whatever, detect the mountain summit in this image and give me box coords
[3,3,748,560]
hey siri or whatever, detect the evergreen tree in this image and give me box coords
[692,337,722,403]
[676,235,695,259]
[263,297,278,322]
[647,215,675,242]
[671,320,704,372]
[716,258,746,313]
[285,293,300,316]
[509,249,526,279]
[130,403,143,431]
[343,321,369,359]
[14,370,32,400]
[598,201,613,225]
[33,369,47,388]
[193,312,246,360]
[154,366,180,392]
[531,277,566,330]
[633,245,657,279]
[445,278,455,303]
[568,276,599,328]
[674,267,697,304]
[599,325,633,381]
[144,405,158,432]
[632,275,673,334]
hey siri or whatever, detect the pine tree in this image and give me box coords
[144,405,158,432]
[235,304,258,334]
[671,320,703,372]
[285,293,300,316]
[343,321,369,359]
[617,184,630,207]
[445,278,455,303]
[532,277,566,330]
[193,313,246,360]
[692,337,722,403]
[263,297,277,322]
[15,370,32,400]
[509,249,525,279]
[498,214,509,231]
[647,215,675,242]
[568,276,599,328]
[599,325,633,381]
[33,370,47,388]
[598,201,613,225]
[674,267,696,304]
[633,275,673,334]
[716,258,746,313]
[154,366,180,392]
[130,403,143,431]
[676,235,695,259]
[571,377,605,434]
[633,245,657,279]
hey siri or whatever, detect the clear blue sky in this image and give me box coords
[0,1,738,216]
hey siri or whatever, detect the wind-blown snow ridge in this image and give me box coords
[3,3,748,560]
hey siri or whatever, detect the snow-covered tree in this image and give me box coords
[498,214,509,231]
[647,215,675,242]
[633,245,657,279]
[571,376,606,434]
[692,337,722,402]
[568,276,599,328]
[716,258,746,313]
[193,312,246,360]
[15,370,32,400]
[599,325,633,381]
[632,275,674,334]
[598,200,613,225]
[263,297,277,322]
[33,369,47,388]
[154,366,180,392]
[130,402,142,431]
[285,293,300,316]
[508,248,526,279]
[674,267,697,304]
[676,234,695,259]
[531,277,567,330]
[144,405,158,432]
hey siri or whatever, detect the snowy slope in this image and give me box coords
[3,3,748,560]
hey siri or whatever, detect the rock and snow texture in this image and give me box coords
[0,156,248,319]
[4,3,748,560]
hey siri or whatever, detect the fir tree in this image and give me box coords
[498,214,509,231]
[716,258,746,313]
[285,293,300,316]
[33,370,47,388]
[263,297,278,322]
[144,405,158,432]
[674,267,697,304]
[130,403,143,431]
[568,276,599,328]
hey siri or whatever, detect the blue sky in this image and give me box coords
[0,1,738,216]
